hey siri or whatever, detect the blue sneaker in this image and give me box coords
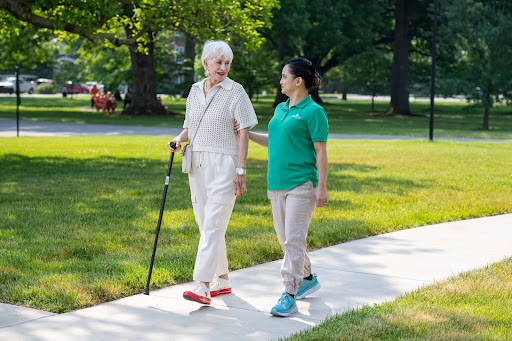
[270,292,298,317]
[295,273,321,300]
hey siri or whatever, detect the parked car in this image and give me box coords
[61,82,90,94]
[0,77,35,94]
[36,78,54,85]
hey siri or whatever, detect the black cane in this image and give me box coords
[144,141,176,295]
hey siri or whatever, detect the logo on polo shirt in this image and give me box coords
[291,114,301,120]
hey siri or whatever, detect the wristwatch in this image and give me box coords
[235,168,246,175]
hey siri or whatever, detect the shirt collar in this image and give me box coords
[283,94,313,109]
[194,77,234,91]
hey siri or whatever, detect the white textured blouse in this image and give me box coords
[183,77,258,155]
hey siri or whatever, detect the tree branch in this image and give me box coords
[0,0,141,46]
[318,53,340,74]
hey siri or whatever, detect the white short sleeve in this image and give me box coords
[235,89,258,131]
[183,89,193,128]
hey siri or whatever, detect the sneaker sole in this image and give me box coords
[210,288,232,297]
[295,281,321,300]
[270,306,298,317]
[183,291,211,305]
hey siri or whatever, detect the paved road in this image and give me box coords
[0,93,466,101]
[1,118,510,142]
[1,214,511,340]
[0,118,183,137]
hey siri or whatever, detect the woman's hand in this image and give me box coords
[234,119,240,135]
[314,141,328,207]
[167,140,182,152]
[234,174,247,197]
[316,186,328,207]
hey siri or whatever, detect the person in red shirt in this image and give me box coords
[89,84,100,108]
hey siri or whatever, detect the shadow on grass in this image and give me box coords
[0,153,429,312]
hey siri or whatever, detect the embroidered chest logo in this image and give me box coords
[291,114,301,120]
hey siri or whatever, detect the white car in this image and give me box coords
[0,77,35,94]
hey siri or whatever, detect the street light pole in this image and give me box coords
[15,66,20,137]
[429,0,438,141]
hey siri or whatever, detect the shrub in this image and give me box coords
[35,83,57,94]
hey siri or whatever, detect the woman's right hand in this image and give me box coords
[168,140,181,152]
[234,119,240,135]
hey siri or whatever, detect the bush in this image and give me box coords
[35,83,57,94]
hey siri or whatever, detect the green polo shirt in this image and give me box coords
[267,95,329,190]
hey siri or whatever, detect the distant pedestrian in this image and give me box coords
[237,57,328,317]
[114,90,122,102]
[123,86,132,108]
[90,84,99,108]
[105,91,117,112]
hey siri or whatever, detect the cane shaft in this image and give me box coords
[144,150,175,295]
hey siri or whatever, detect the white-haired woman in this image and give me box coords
[168,40,258,305]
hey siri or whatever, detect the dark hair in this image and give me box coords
[285,57,322,90]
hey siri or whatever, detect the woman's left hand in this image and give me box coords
[316,186,328,207]
[234,174,247,197]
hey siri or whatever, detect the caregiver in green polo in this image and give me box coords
[243,57,328,317]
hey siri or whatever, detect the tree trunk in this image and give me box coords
[372,84,376,112]
[310,88,323,104]
[342,65,347,100]
[483,107,490,130]
[273,33,289,107]
[123,28,166,115]
[181,33,196,98]
[483,80,493,130]
[388,0,417,115]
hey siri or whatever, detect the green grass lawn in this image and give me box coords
[1,95,511,139]
[1,137,511,313]
[284,257,512,340]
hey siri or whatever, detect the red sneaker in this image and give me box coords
[183,283,211,304]
[210,278,232,297]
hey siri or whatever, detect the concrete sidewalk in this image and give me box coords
[2,118,511,142]
[1,214,511,340]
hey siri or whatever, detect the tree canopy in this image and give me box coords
[438,0,512,129]
[0,0,279,114]
[2,0,512,129]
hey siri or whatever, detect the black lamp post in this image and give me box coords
[429,0,439,141]
[15,66,20,137]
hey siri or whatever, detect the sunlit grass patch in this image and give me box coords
[0,136,511,312]
[284,257,512,340]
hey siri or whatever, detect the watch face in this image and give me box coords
[237,168,245,175]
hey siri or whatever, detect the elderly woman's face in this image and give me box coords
[205,57,231,83]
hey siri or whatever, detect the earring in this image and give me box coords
[206,70,210,75]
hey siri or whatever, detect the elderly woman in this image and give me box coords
[168,40,258,305]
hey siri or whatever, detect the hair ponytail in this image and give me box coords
[285,58,322,90]
[311,72,322,89]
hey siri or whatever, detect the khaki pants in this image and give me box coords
[268,181,316,295]
[189,151,237,283]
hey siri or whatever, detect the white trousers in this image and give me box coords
[189,151,237,283]
[267,181,316,295]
